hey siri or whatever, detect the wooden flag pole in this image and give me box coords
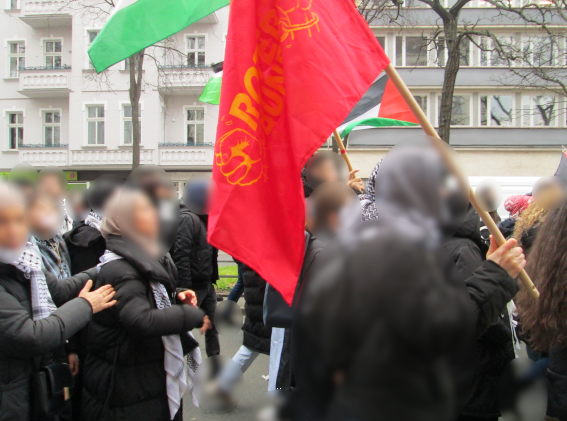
[379,63,539,298]
[334,129,354,172]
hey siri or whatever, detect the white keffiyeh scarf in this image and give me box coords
[98,251,202,416]
[360,159,382,221]
[85,211,103,232]
[11,242,57,321]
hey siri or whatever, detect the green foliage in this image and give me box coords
[216,265,238,291]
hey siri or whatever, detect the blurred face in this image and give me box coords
[133,194,159,239]
[37,174,64,201]
[27,198,60,240]
[311,159,340,184]
[0,204,28,250]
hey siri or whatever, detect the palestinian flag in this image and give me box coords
[88,0,229,73]
[338,73,419,137]
[199,62,223,105]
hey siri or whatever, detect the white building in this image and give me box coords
[0,0,564,199]
[0,0,229,188]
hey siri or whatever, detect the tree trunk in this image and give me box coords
[129,50,144,169]
[438,18,460,144]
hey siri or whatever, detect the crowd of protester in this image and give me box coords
[0,139,566,421]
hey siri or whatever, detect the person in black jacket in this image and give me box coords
[82,190,209,421]
[0,181,116,421]
[64,177,122,276]
[292,143,524,421]
[171,178,220,357]
[444,206,519,421]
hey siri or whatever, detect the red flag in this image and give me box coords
[208,0,390,304]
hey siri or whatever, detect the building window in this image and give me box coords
[376,36,385,51]
[522,95,556,127]
[44,40,62,69]
[122,104,141,145]
[414,95,428,117]
[9,0,19,9]
[124,53,141,71]
[87,30,99,69]
[43,111,60,146]
[8,41,25,77]
[187,36,205,67]
[395,36,428,67]
[480,95,514,126]
[438,95,471,126]
[186,108,204,146]
[87,105,105,144]
[480,36,512,67]
[523,36,558,67]
[7,112,23,149]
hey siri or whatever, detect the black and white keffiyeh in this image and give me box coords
[11,242,57,321]
[359,159,382,221]
[60,200,74,236]
[98,251,202,416]
[85,211,103,232]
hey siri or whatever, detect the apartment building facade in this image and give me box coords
[0,0,565,194]
[345,2,567,183]
[0,0,228,188]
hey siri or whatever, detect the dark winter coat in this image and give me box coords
[82,235,205,421]
[275,233,325,391]
[291,143,519,421]
[0,264,95,421]
[498,217,517,239]
[546,346,567,420]
[242,265,272,355]
[171,200,218,290]
[444,207,518,419]
[293,216,519,421]
[63,222,106,275]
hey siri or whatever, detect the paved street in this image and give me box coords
[183,299,269,421]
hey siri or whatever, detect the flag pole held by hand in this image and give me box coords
[334,129,354,172]
[380,63,539,298]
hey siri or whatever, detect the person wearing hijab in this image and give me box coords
[64,181,120,276]
[82,189,210,421]
[292,144,525,421]
[0,181,116,421]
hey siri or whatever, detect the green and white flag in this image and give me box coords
[88,0,229,73]
[199,70,222,105]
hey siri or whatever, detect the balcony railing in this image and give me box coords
[19,65,71,71]
[158,67,213,92]
[19,67,71,97]
[20,148,68,166]
[70,149,155,166]
[158,147,213,166]
[18,143,68,148]
[158,142,214,147]
[22,0,69,15]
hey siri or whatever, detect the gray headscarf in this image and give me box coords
[373,145,447,240]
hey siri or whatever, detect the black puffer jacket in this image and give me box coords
[546,346,567,420]
[171,200,218,290]
[63,222,106,275]
[444,207,518,419]
[0,264,95,421]
[82,236,205,421]
[242,265,272,354]
[444,207,489,278]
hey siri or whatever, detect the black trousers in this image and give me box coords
[194,284,220,357]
